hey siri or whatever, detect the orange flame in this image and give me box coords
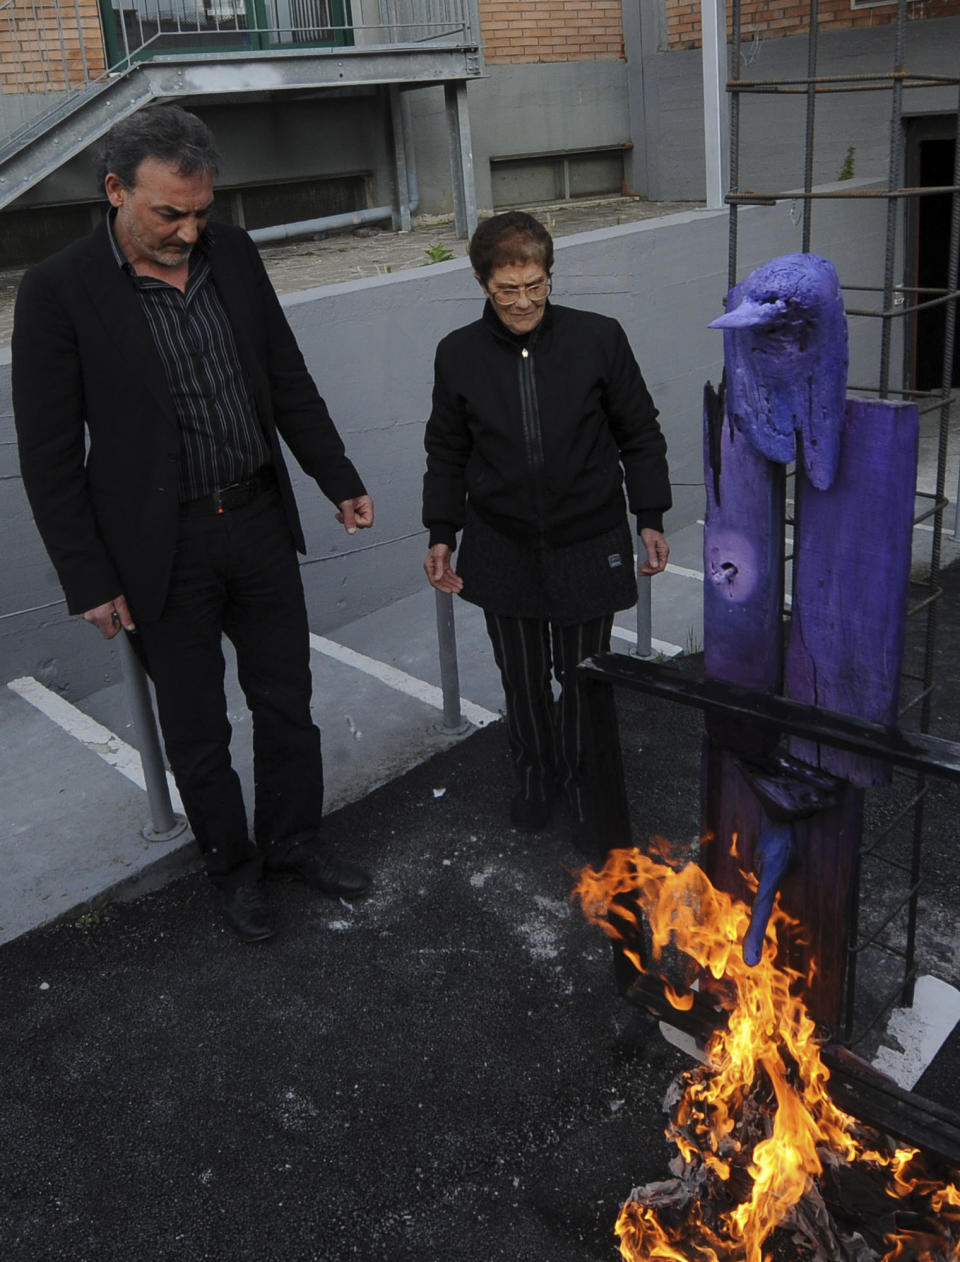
[572,847,960,1262]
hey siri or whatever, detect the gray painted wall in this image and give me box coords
[0,190,888,698]
[406,59,631,214]
[628,12,960,202]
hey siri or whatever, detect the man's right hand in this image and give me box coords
[424,544,463,594]
[84,595,135,640]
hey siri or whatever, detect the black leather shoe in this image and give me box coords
[510,792,553,833]
[268,843,372,899]
[220,883,276,942]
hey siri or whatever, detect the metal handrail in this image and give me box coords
[0,0,475,155]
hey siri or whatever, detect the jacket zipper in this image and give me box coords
[517,339,547,547]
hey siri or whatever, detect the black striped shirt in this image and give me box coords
[107,214,270,502]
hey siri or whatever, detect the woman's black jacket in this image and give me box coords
[422,300,671,552]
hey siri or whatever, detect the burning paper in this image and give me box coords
[572,848,960,1262]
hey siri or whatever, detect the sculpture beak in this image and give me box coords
[709,298,787,330]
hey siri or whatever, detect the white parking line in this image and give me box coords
[309,634,500,728]
[7,675,183,809]
[666,563,705,583]
[610,625,684,658]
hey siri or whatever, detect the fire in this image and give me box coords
[572,847,960,1262]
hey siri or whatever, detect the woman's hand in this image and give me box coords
[638,528,670,576]
[424,543,463,593]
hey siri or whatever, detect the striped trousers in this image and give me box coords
[483,611,614,822]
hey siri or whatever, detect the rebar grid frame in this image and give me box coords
[724,0,960,1047]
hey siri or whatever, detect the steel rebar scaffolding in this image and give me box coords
[724,0,960,1046]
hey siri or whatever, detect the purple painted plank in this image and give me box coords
[786,398,919,786]
[700,748,861,1035]
[703,383,785,694]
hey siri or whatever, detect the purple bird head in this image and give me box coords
[709,253,848,489]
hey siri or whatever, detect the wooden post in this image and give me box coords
[700,256,918,1035]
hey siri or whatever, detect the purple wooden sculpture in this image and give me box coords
[710,253,848,490]
[701,252,919,1029]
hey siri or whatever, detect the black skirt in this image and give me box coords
[456,503,638,626]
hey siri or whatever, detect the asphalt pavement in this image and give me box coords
[2,556,960,1261]
[2,342,960,1258]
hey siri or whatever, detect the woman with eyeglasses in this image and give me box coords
[422,210,671,840]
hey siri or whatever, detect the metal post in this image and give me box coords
[434,590,470,734]
[800,0,819,254]
[701,0,727,211]
[388,82,412,232]
[726,0,742,290]
[633,575,653,658]
[444,79,478,239]
[116,631,187,842]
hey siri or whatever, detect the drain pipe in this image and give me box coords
[249,94,420,246]
[248,205,395,245]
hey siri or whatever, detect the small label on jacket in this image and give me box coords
[608,553,623,569]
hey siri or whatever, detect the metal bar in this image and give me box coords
[634,576,652,658]
[729,185,959,202]
[624,973,960,1164]
[945,91,960,539]
[443,78,476,238]
[115,630,187,842]
[727,71,960,89]
[576,654,960,782]
[852,882,921,953]
[846,970,918,1045]
[862,787,929,849]
[800,0,818,253]
[388,82,411,231]
[727,80,957,96]
[701,0,726,211]
[726,0,741,290]
[878,0,907,400]
[71,0,92,84]
[53,0,73,88]
[846,289,960,318]
[579,671,631,862]
[434,590,469,734]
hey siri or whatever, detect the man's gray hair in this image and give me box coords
[99,103,219,189]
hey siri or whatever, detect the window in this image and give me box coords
[490,147,627,210]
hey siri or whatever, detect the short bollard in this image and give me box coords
[116,631,187,842]
[434,590,471,735]
[633,574,654,659]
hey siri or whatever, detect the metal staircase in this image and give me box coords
[0,0,481,212]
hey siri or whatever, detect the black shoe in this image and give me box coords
[510,792,553,833]
[268,842,372,899]
[220,883,276,942]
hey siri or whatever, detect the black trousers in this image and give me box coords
[483,611,614,822]
[132,487,324,886]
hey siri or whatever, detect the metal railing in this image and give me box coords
[0,0,476,152]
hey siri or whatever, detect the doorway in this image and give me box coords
[905,116,959,391]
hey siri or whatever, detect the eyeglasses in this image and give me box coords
[487,278,552,307]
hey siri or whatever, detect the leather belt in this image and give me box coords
[183,466,276,515]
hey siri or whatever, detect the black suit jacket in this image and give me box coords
[12,219,365,621]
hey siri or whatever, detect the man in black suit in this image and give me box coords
[13,103,374,941]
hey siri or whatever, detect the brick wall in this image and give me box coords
[478,0,623,65]
[0,0,106,93]
[664,0,960,51]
